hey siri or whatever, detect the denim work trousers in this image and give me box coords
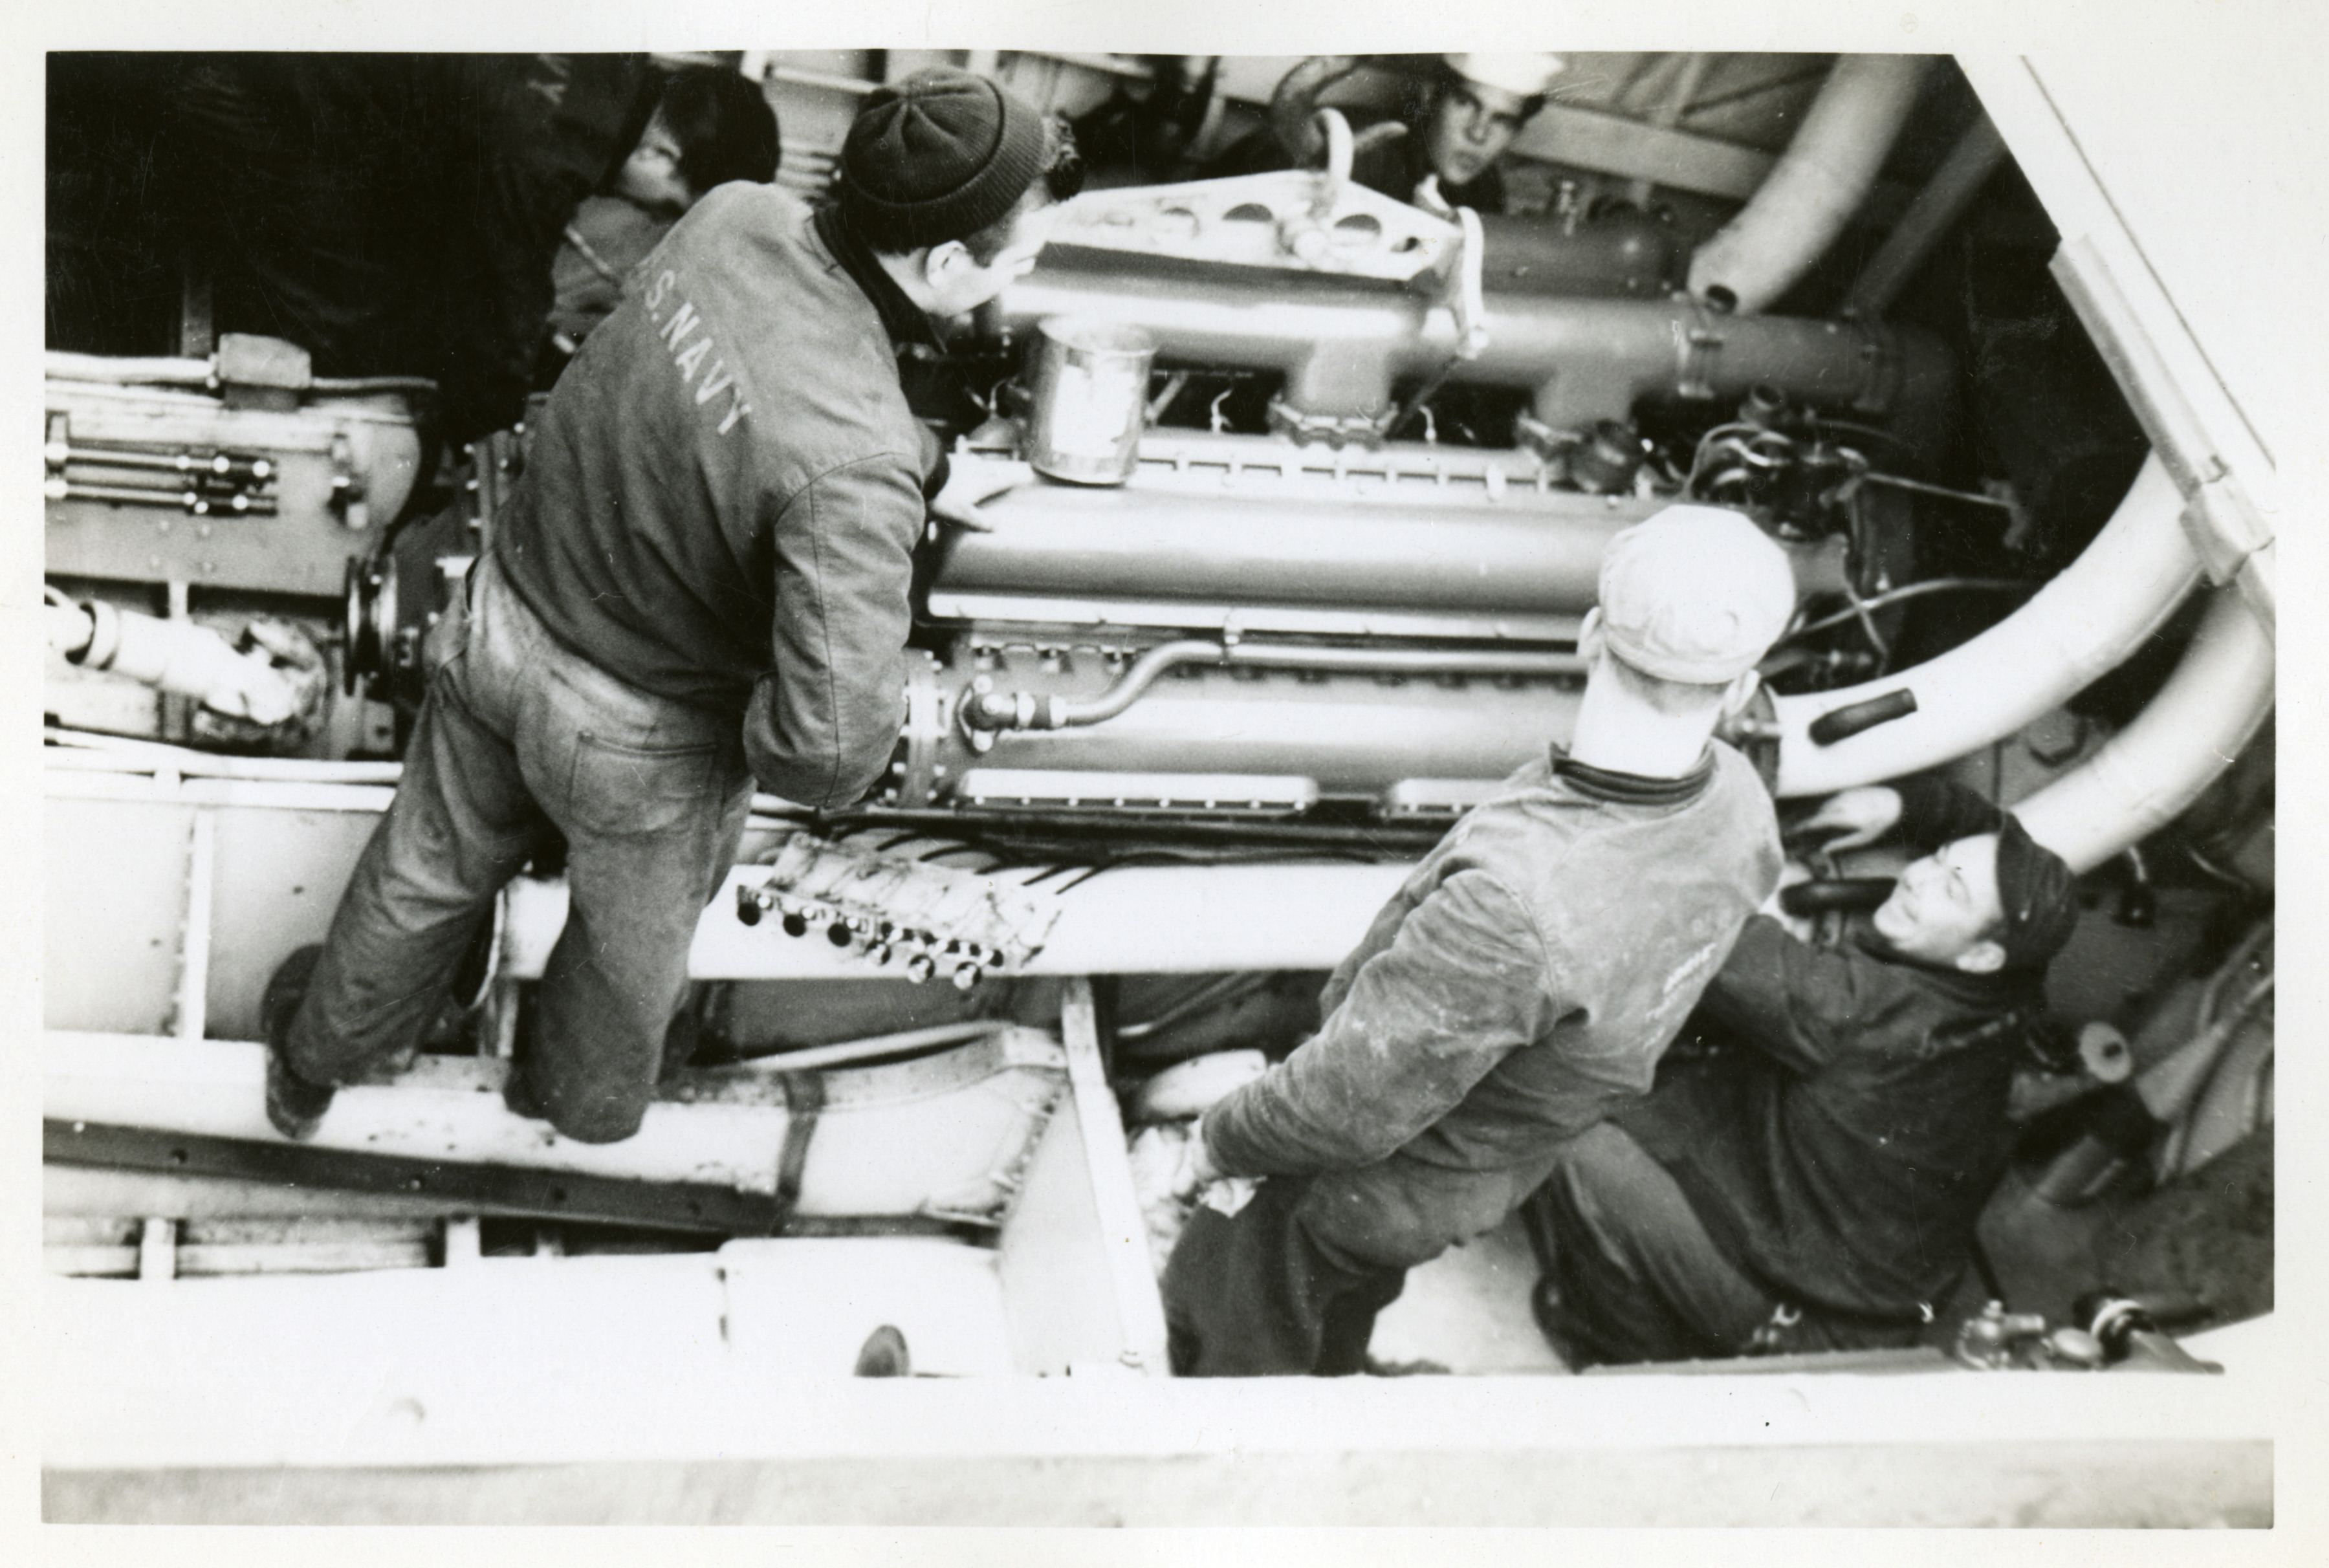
[1163,1146,1568,1377]
[287,554,752,1142]
[1533,1122,1925,1366]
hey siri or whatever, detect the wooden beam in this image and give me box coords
[46,1029,1068,1222]
[1057,978,1171,1376]
[1513,103,1780,200]
[1513,103,1916,226]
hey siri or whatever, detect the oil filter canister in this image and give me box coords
[1025,318,1158,485]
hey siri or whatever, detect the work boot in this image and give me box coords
[1530,1275,1588,1370]
[498,987,551,1122]
[261,945,335,1140]
[502,1063,550,1123]
[853,1325,912,1377]
[1362,1355,1452,1377]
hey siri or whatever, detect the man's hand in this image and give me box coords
[1757,862,1817,943]
[1171,1126,1223,1201]
[1269,56,1363,164]
[191,616,329,750]
[215,618,325,727]
[928,455,1035,534]
[1791,785,1904,855]
[1411,171,1456,219]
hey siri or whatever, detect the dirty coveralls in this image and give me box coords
[286,186,943,1141]
[1164,745,1780,1375]
[1538,778,2045,1364]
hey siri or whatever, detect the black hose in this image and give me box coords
[1778,877,1896,916]
[1808,688,1919,746]
[1787,577,2032,640]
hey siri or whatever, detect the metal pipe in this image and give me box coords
[965,640,1588,732]
[2013,586,2275,874]
[1002,253,1955,434]
[45,600,95,659]
[309,374,438,397]
[1855,471,2016,510]
[1055,639,1214,726]
[937,477,1632,616]
[954,670,1584,800]
[1115,974,1271,1041]
[1223,644,1585,677]
[1483,303,1952,439]
[45,478,279,516]
[44,770,398,816]
[765,63,880,97]
[1844,113,2010,320]
[726,1019,1012,1073]
[967,640,1214,731]
[59,602,305,725]
[1688,54,1931,312]
[52,442,275,482]
[1472,209,1682,300]
[45,351,216,387]
[1773,455,2200,798]
[1787,577,2028,637]
[45,728,406,785]
[43,349,430,400]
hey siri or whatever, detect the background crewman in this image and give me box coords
[1533,777,2081,1365]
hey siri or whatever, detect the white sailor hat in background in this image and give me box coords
[1442,53,1566,100]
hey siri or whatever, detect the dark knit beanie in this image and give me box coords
[1993,813,2079,972]
[840,68,1045,251]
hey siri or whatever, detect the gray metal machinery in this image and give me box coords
[45,57,2269,878]
[37,50,2279,1518]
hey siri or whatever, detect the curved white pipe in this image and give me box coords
[2014,587,2274,874]
[1687,54,1929,313]
[1773,455,2200,797]
[45,727,406,784]
[45,349,215,387]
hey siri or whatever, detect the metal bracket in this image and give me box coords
[47,1118,785,1235]
[1718,682,1785,796]
[771,1073,826,1236]
[2052,235,2275,635]
[1676,295,1727,400]
[1041,153,1461,282]
[342,553,397,696]
[1265,397,1400,450]
[1844,317,1899,416]
[329,430,370,532]
[42,417,282,518]
[47,1115,983,1243]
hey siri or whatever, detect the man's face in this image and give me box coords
[1872,834,2008,970]
[615,115,695,217]
[925,199,1059,318]
[1422,78,1531,189]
